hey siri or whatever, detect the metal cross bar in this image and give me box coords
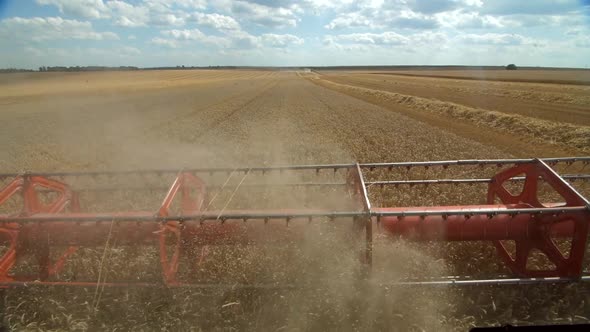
[2,277,589,288]
[0,211,365,223]
[371,206,587,218]
[0,164,355,179]
[58,182,349,193]
[0,281,296,289]
[1,206,586,224]
[366,174,590,187]
[360,157,590,170]
[0,157,587,179]
[380,275,590,286]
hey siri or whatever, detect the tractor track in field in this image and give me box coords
[139,76,279,138]
[179,78,280,145]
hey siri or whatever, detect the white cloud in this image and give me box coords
[37,0,202,28]
[387,11,440,29]
[230,31,261,49]
[500,14,585,28]
[261,33,304,47]
[106,0,149,27]
[324,13,374,29]
[303,0,380,12]
[116,46,142,56]
[5,0,590,68]
[325,7,440,30]
[405,0,462,14]
[145,0,207,10]
[411,31,449,45]
[323,30,451,54]
[105,1,185,27]
[161,28,205,40]
[328,32,409,45]
[36,0,110,19]
[36,0,208,22]
[436,11,504,29]
[149,13,185,26]
[21,45,141,66]
[457,33,534,45]
[154,29,231,48]
[188,13,241,31]
[0,16,118,41]
[478,0,583,15]
[153,28,304,50]
[152,37,180,48]
[319,0,586,32]
[215,0,300,28]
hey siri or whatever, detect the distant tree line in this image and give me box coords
[143,65,244,70]
[3,64,587,74]
[0,68,35,73]
[38,66,139,72]
[33,65,248,72]
[0,65,263,73]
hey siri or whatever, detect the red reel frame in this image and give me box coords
[0,175,74,281]
[157,172,207,285]
[488,160,590,278]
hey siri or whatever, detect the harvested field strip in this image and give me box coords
[322,73,590,124]
[310,76,590,154]
[374,71,590,85]
[369,69,590,85]
[366,73,590,107]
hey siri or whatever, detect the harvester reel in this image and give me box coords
[0,157,588,288]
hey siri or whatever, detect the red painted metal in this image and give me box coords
[376,204,575,241]
[0,159,588,287]
[0,175,74,281]
[487,161,589,277]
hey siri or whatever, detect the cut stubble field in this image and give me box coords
[3,69,587,172]
[0,69,513,172]
[0,69,589,331]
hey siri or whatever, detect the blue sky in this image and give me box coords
[1,0,590,68]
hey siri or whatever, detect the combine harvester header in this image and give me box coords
[0,157,589,288]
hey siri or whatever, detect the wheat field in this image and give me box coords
[0,69,589,331]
